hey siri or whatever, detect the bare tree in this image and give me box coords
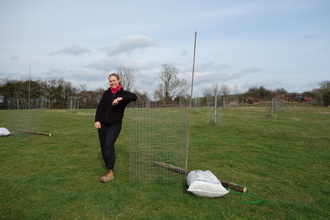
[154,63,188,101]
[203,83,220,97]
[202,87,212,97]
[117,66,136,92]
[219,84,230,109]
[220,84,231,97]
[154,86,165,101]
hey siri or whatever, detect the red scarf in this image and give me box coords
[110,85,122,94]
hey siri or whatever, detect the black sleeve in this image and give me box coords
[95,91,106,122]
[121,91,138,103]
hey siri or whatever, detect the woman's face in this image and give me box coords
[109,75,120,88]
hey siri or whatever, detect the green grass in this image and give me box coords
[0,106,329,219]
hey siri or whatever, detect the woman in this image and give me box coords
[94,73,137,182]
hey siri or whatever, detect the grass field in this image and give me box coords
[0,106,329,219]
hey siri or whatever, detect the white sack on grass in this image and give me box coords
[187,170,229,198]
[0,127,11,136]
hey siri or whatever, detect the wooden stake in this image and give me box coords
[154,162,247,193]
[19,130,52,136]
[186,31,198,174]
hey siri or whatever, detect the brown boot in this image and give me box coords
[99,170,115,182]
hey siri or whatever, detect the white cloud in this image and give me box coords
[86,56,160,72]
[195,62,231,73]
[10,55,19,60]
[313,46,328,52]
[103,35,158,57]
[49,46,92,56]
[44,68,65,76]
[298,33,324,41]
[239,68,266,74]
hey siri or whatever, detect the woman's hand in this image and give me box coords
[112,97,123,105]
[94,121,101,129]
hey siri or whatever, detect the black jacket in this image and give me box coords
[95,88,137,125]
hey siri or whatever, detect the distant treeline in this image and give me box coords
[237,83,329,106]
[1,77,329,109]
[0,77,105,109]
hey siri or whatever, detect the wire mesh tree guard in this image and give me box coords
[266,98,285,117]
[206,96,222,126]
[193,98,201,113]
[7,98,44,137]
[129,101,189,184]
[68,96,79,112]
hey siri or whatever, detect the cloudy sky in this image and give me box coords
[1,0,329,98]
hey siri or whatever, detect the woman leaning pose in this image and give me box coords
[94,73,137,182]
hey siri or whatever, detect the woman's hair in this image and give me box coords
[108,73,122,85]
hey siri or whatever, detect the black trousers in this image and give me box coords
[98,123,122,171]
